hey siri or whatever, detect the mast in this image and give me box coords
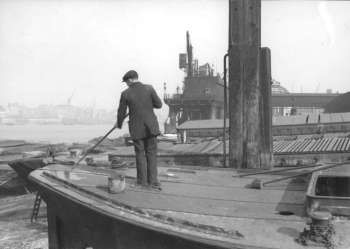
[186,31,193,78]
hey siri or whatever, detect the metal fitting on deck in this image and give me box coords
[296,210,335,249]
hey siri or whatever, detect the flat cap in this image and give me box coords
[122,70,138,82]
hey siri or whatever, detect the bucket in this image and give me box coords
[108,174,126,194]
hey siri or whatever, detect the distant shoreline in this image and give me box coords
[0,124,129,144]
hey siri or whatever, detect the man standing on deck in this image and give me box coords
[115,70,162,190]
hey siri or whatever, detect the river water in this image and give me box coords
[0,124,130,143]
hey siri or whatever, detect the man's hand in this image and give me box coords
[114,121,120,129]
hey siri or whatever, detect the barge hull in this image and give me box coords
[39,187,249,249]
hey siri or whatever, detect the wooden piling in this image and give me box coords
[228,0,244,169]
[243,0,261,169]
[229,0,262,169]
[259,47,272,169]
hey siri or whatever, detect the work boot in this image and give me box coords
[149,181,162,191]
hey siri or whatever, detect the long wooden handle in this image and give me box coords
[74,126,117,166]
[236,164,322,178]
[262,161,350,186]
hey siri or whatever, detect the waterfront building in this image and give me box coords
[163,41,340,134]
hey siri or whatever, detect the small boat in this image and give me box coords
[306,163,350,216]
[8,158,46,191]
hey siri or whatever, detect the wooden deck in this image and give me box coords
[29,164,350,249]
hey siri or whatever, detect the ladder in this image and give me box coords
[31,192,42,222]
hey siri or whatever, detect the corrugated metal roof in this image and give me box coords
[177,112,350,130]
[273,137,350,155]
[164,133,350,155]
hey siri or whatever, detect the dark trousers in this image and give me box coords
[133,136,158,185]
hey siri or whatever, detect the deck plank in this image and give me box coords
[39,165,306,220]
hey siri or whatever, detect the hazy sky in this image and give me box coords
[0,0,350,116]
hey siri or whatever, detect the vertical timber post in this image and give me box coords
[229,0,264,169]
[244,0,261,169]
[228,0,244,169]
[259,47,273,168]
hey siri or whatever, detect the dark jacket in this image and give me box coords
[117,82,162,140]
